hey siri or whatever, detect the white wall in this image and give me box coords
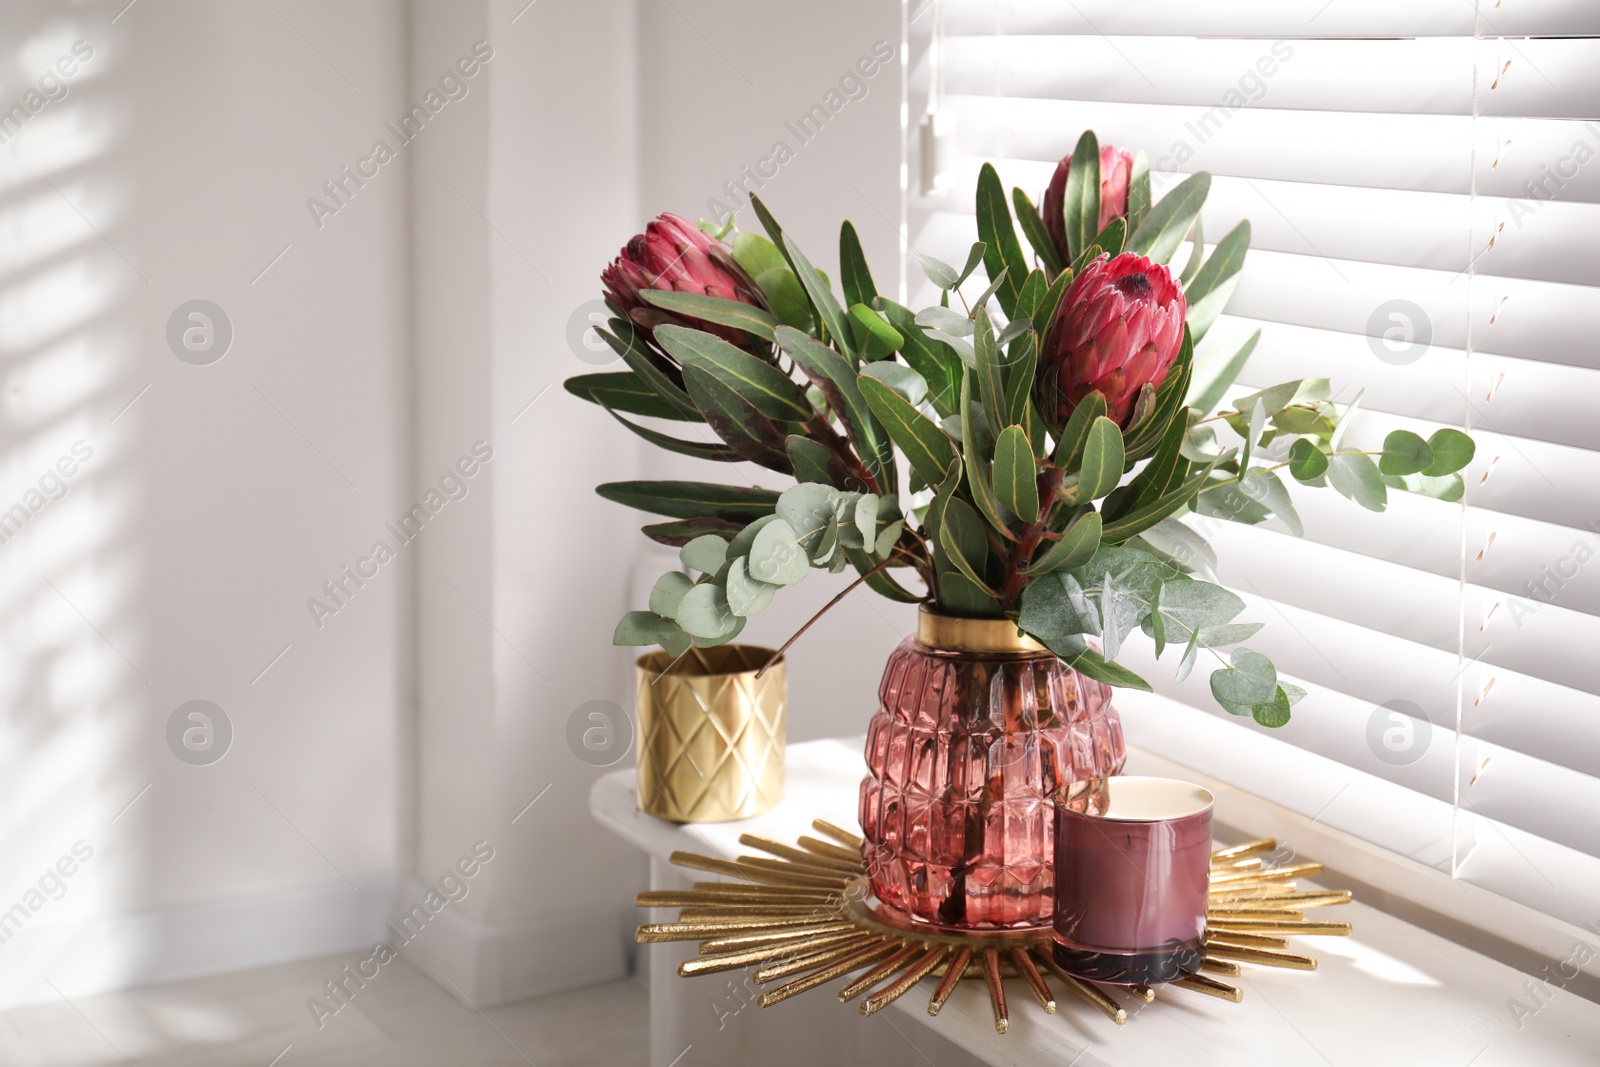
[0,0,410,1004]
[0,0,905,1017]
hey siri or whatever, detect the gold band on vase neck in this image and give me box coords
[916,608,1045,655]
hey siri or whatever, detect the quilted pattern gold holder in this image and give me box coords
[636,820,1353,1031]
[635,645,785,823]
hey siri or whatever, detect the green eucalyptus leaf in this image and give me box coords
[914,251,961,290]
[675,582,738,639]
[1288,438,1330,482]
[1379,429,1433,476]
[679,535,729,574]
[1328,452,1388,512]
[747,518,810,585]
[1210,647,1278,706]
[861,361,929,407]
[648,572,694,617]
[1239,468,1303,536]
[726,556,777,616]
[1423,428,1475,476]
[613,610,685,650]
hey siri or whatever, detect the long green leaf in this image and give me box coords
[960,367,1015,539]
[564,372,699,422]
[681,367,791,472]
[858,375,957,487]
[1072,417,1125,503]
[1127,171,1211,265]
[1101,462,1215,544]
[601,405,740,462]
[1131,405,1191,507]
[599,323,700,421]
[1053,392,1108,470]
[1023,511,1101,576]
[938,498,998,596]
[1004,333,1038,428]
[1127,151,1152,233]
[1060,647,1152,691]
[1186,328,1261,416]
[1063,129,1100,266]
[777,326,894,490]
[973,308,1007,439]
[1183,220,1251,343]
[1033,268,1072,338]
[656,325,810,421]
[1013,187,1064,276]
[597,480,781,519]
[782,233,856,363]
[641,517,745,547]
[839,221,877,308]
[975,163,1027,317]
[641,291,778,342]
[878,299,960,417]
[993,425,1040,524]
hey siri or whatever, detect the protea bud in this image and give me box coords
[1042,145,1137,264]
[1036,253,1186,431]
[601,213,767,351]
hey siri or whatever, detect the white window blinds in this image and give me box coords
[903,1,1600,927]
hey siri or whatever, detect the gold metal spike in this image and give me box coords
[1199,957,1243,977]
[1205,944,1318,970]
[698,923,854,953]
[1207,907,1305,920]
[811,819,863,849]
[796,836,863,865]
[1172,973,1242,1002]
[981,949,1009,1033]
[755,935,890,984]
[861,945,950,1017]
[1205,931,1290,950]
[839,944,922,1003]
[729,856,855,886]
[641,822,1352,1033]
[739,834,861,874]
[1207,918,1350,936]
[758,941,902,1008]
[1009,948,1056,1013]
[1039,955,1127,1025]
[927,947,971,1016]
[1212,838,1277,861]
[1210,861,1324,884]
[670,851,846,890]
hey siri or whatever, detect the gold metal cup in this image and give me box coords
[634,645,785,823]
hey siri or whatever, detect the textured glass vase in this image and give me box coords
[859,611,1125,929]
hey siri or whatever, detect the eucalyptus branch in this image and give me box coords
[756,548,920,678]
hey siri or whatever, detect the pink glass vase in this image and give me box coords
[859,610,1125,930]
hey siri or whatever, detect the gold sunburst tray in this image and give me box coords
[635,819,1353,1031]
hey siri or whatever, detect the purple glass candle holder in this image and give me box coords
[1051,776,1214,985]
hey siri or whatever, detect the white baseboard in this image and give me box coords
[0,878,396,1011]
[389,878,630,1009]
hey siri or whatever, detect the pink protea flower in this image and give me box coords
[1042,144,1137,264]
[601,213,767,351]
[1036,252,1187,430]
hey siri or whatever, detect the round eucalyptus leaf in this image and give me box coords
[680,534,729,574]
[674,581,738,639]
[1378,430,1432,476]
[748,518,810,586]
[648,572,693,617]
[1423,428,1475,476]
[1287,438,1329,482]
[726,557,777,617]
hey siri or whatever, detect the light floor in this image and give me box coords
[0,953,649,1067]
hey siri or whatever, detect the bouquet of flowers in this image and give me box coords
[566,131,1473,726]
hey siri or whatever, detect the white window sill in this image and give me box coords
[591,737,1600,1066]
